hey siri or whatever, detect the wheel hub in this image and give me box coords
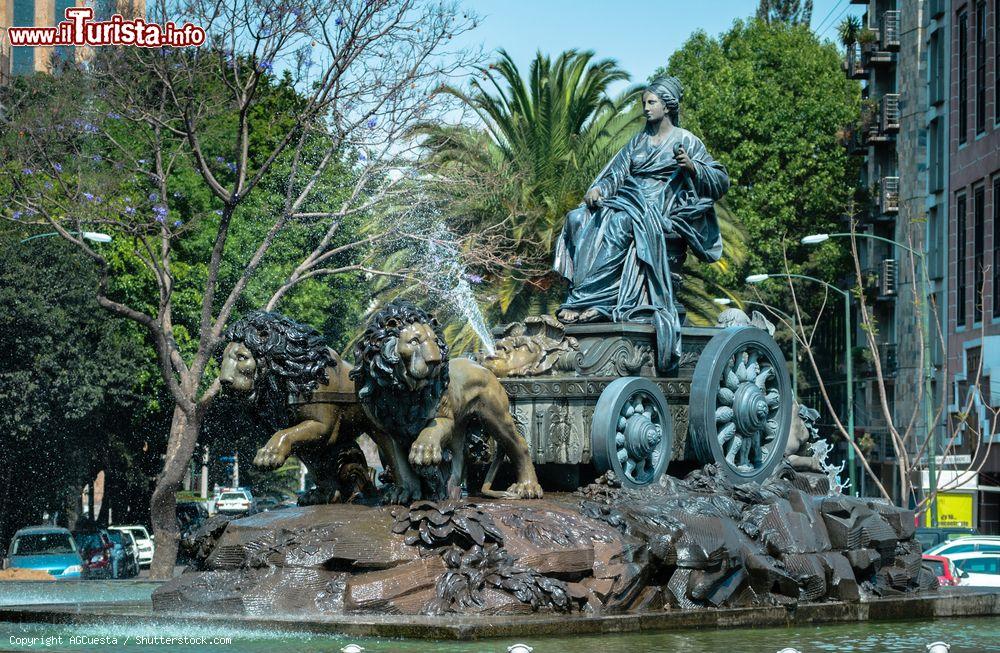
[624,413,661,459]
[733,383,768,435]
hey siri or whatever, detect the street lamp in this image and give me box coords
[747,272,856,496]
[20,231,113,244]
[714,297,799,397]
[802,231,937,524]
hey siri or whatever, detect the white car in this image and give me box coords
[925,536,1000,557]
[110,526,154,568]
[944,551,1000,588]
[215,490,256,515]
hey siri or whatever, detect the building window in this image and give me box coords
[957,194,967,326]
[994,177,1000,318]
[959,10,969,143]
[996,0,1000,123]
[11,0,36,77]
[976,1,987,134]
[974,185,985,323]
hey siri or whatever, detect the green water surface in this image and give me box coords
[1,616,998,653]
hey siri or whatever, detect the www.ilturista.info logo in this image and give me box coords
[5,7,205,48]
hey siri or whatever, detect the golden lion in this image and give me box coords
[351,300,543,502]
[219,311,392,504]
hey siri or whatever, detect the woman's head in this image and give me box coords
[644,76,682,126]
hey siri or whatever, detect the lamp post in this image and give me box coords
[713,297,799,398]
[746,272,857,496]
[802,232,938,524]
[20,231,112,244]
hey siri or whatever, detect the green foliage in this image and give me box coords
[0,235,149,541]
[660,19,859,287]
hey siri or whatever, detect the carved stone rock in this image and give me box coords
[153,466,933,618]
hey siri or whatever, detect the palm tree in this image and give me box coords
[415,49,746,351]
[838,15,862,47]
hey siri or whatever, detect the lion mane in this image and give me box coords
[223,310,334,428]
[350,300,450,441]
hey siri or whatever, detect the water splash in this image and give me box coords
[417,223,495,355]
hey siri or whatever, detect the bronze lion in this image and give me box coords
[218,311,381,504]
[351,300,543,502]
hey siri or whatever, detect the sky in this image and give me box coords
[456,0,864,89]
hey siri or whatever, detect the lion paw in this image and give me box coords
[381,482,422,505]
[506,480,544,500]
[253,440,290,469]
[409,438,444,466]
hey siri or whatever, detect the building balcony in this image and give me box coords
[879,176,899,214]
[881,94,900,132]
[860,29,893,65]
[862,258,897,301]
[843,43,866,79]
[881,11,900,52]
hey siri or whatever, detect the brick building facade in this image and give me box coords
[948,0,1000,532]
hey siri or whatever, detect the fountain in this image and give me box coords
[418,222,496,356]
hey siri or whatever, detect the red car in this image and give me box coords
[923,554,960,586]
[72,530,114,579]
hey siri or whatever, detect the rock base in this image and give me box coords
[154,465,935,618]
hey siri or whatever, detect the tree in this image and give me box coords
[2,0,478,577]
[756,0,813,26]
[0,235,147,545]
[660,20,859,290]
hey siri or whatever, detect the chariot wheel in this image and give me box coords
[591,377,673,489]
[689,326,792,485]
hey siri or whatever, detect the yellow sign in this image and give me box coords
[925,492,975,527]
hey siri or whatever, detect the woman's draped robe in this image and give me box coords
[553,128,730,371]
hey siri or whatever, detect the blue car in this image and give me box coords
[5,526,84,579]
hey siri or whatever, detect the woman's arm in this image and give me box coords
[683,134,730,200]
[589,134,637,200]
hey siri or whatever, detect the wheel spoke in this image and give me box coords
[754,365,772,389]
[725,367,740,391]
[715,406,734,423]
[718,387,735,406]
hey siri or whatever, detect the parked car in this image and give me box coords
[71,530,115,579]
[922,554,962,587]
[915,527,979,552]
[4,526,84,579]
[944,551,1000,588]
[925,536,1000,557]
[107,529,139,578]
[109,526,154,568]
[215,489,256,515]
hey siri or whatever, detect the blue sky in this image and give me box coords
[457,0,863,87]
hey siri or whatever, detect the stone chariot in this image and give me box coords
[491,321,794,489]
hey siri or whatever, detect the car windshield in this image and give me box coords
[73,532,103,550]
[925,559,945,575]
[220,493,246,500]
[12,533,76,555]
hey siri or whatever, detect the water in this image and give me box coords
[1,616,998,652]
[417,222,495,355]
[0,581,159,607]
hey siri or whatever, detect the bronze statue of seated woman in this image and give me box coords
[552,76,730,371]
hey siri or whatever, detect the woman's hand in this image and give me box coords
[674,146,696,175]
[584,187,602,209]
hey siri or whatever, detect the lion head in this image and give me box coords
[220,310,334,428]
[350,300,449,440]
